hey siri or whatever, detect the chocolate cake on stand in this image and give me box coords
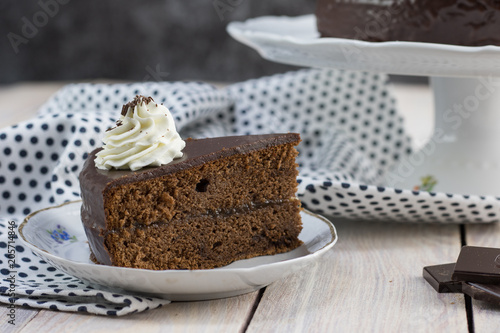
[227,13,500,198]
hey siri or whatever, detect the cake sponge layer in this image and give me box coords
[103,200,302,270]
[103,143,299,230]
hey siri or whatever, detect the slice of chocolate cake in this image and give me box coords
[79,132,303,270]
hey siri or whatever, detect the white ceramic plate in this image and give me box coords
[227,15,500,77]
[19,201,337,301]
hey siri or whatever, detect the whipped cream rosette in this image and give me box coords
[95,95,185,171]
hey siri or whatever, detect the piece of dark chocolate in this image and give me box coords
[423,263,463,293]
[424,262,500,306]
[462,283,500,306]
[452,246,500,284]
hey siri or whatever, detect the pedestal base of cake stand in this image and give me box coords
[388,76,500,196]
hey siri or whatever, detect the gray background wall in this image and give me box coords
[0,1,316,84]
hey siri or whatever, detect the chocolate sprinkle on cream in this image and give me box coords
[121,95,154,116]
[105,120,123,132]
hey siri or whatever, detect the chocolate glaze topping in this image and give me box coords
[79,133,301,266]
[316,0,500,46]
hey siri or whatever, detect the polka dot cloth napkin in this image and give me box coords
[0,69,498,316]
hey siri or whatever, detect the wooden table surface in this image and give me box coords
[1,81,500,333]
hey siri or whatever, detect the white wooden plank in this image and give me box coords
[248,218,468,333]
[16,292,258,333]
[465,223,500,333]
[0,82,64,129]
[0,305,39,333]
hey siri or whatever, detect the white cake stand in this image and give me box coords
[227,15,500,196]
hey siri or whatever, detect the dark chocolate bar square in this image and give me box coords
[423,263,463,293]
[452,246,500,284]
[424,262,500,305]
[462,283,500,305]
